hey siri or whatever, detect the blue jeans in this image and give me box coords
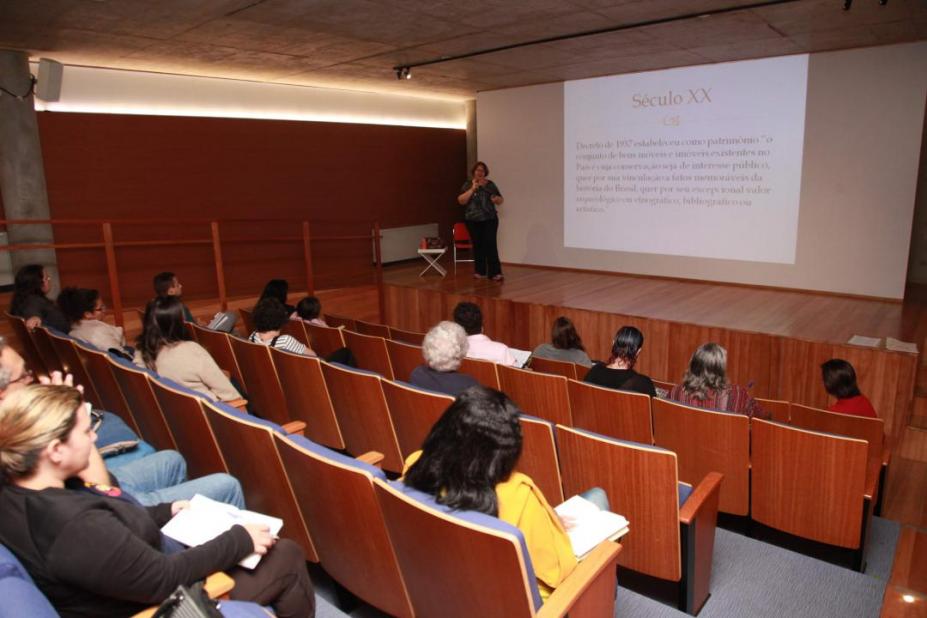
[108,450,246,509]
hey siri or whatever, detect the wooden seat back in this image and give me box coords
[238,307,255,335]
[325,314,357,331]
[45,330,102,406]
[342,329,394,379]
[381,380,453,458]
[518,415,564,504]
[227,336,289,425]
[567,379,653,444]
[384,339,423,383]
[751,419,868,549]
[652,379,677,393]
[201,401,317,562]
[28,324,64,375]
[497,365,572,426]
[5,313,48,375]
[389,327,425,346]
[458,356,500,389]
[356,319,391,338]
[756,397,790,423]
[373,478,542,618]
[73,342,141,435]
[305,322,347,358]
[652,398,750,516]
[274,434,413,617]
[148,377,227,478]
[280,319,310,346]
[557,424,682,582]
[790,403,885,464]
[321,362,404,472]
[528,356,578,379]
[269,348,345,449]
[108,358,176,451]
[189,324,245,388]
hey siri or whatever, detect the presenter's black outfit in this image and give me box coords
[460,179,503,279]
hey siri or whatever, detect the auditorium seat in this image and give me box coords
[518,415,564,504]
[528,356,578,379]
[324,313,357,331]
[45,329,103,408]
[388,326,426,346]
[73,341,141,436]
[200,399,317,562]
[342,329,395,379]
[237,307,255,335]
[750,419,872,570]
[652,378,676,394]
[556,425,721,615]
[269,347,345,450]
[108,356,177,451]
[567,379,653,444]
[651,398,750,517]
[274,434,414,617]
[384,338,423,383]
[380,379,452,458]
[756,397,790,423]
[27,324,64,375]
[5,313,48,376]
[356,319,391,338]
[498,365,572,426]
[321,362,404,473]
[189,324,246,389]
[459,356,501,389]
[374,478,622,618]
[280,318,310,346]
[305,322,347,358]
[227,336,290,425]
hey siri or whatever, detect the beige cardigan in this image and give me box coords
[135,341,239,402]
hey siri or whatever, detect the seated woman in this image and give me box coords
[57,287,131,355]
[249,298,354,365]
[403,386,576,600]
[821,358,878,418]
[9,264,70,332]
[532,316,593,367]
[258,279,296,317]
[0,384,314,618]
[583,326,656,396]
[294,296,328,326]
[669,343,769,418]
[410,321,478,396]
[135,296,241,402]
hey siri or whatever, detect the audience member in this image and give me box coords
[532,316,593,367]
[135,296,241,402]
[259,279,296,316]
[821,358,878,418]
[0,384,315,618]
[249,298,354,365]
[583,326,656,396]
[453,301,518,366]
[403,386,575,600]
[153,271,195,322]
[669,343,769,418]
[57,287,131,355]
[9,264,69,333]
[410,321,478,396]
[295,296,327,326]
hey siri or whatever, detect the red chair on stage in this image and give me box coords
[452,223,473,270]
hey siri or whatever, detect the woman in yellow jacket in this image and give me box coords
[403,386,576,600]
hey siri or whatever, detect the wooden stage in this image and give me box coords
[381,262,920,444]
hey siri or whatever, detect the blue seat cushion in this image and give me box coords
[678,482,693,508]
[329,362,381,378]
[388,480,543,611]
[0,545,57,618]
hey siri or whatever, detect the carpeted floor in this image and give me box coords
[617,517,900,617]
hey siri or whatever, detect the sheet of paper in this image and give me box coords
[848,335,881,348]
[555,495,629,559]
[510,348,532,368]
[161,494,283,569]
[885,337,918,354]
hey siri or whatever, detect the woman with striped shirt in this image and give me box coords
[249,298,356,366]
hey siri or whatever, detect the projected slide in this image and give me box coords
[564,55,808,264]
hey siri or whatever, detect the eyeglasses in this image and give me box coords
[89,409,103,432]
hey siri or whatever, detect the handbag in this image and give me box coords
[151,582,223,618]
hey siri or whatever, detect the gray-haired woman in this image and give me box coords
[410,321,479,396]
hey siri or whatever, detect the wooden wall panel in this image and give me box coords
[37,113,466,306]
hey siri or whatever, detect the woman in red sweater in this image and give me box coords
[821,358,878,418]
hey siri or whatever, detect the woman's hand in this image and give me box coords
[25,317,42,330]
[39,371,85,395]
[171,500,190,516]
[243,523,276,555]
[491,195,503,205]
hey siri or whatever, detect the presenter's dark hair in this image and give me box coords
[296,296,322,321]
[57,287,100,326]
[253,298,290,333]
[453,302,483,336]
[609,326,644,367]
[471,161,489,176]
[152,272,176,297]
[136,296,189,370]
[10,265,47,317]
[821,359,861,400]
[259,279,289,305]
[404,386,523,517]
[551,316,585,351]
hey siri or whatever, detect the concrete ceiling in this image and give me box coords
[1,0,925,100]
